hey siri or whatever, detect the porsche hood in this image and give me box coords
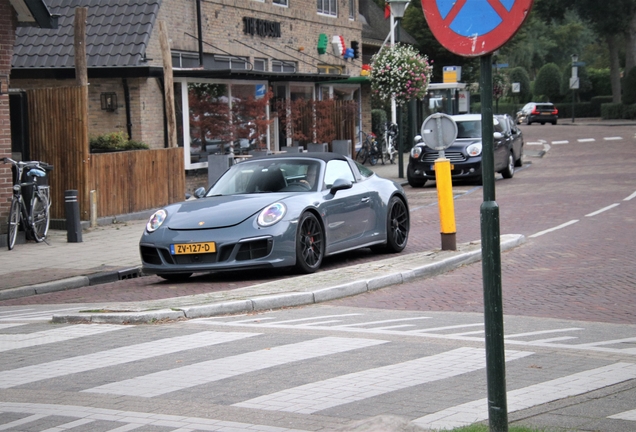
[166,194,287,229]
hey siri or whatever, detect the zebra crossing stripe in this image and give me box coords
[84,337,388,397]
[413,362,636,430]
[0,331,257,389]
[0,402,309,432]
[0,324,126,352]
[233,347,533,414]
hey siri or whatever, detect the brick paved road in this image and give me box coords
[3,123,635,326]
[331,124,636,325]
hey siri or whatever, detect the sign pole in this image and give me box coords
[480,54,508,432]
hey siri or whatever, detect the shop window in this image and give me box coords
[317,0,337,16]
[317,65,343,75]
[272,60,296,73]
[253,58,267,71]
[187,83,232,165]
[203,55,249,70]
[172,51,199,68]
[273,0,288,6]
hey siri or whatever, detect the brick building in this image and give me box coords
[1,0,56,245]
[5,0,412,230]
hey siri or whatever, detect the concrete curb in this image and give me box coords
[0,276,89,301]
[52,234,526,324]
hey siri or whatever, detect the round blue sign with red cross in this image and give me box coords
[421,0,534,57]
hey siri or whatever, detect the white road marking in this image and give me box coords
[604,136,623,141]
[0,324,126,352]
[233,348,532,414]
[585,203,620,217]
[337,317,431,328]
[264,314,363,325]
[504,328,583,339]
[526,141,544,146]
[577,138,595,142]
[0,323,26,330]
[0,307,84,322]
[609,408,636,421]
[529,220,579,238]
[624,191,636,201]
[0,331,257,389]
[413,362,636,430]
[84,337,387,397]
[552,140,569,144]
[0,402,308,432]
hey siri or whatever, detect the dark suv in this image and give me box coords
[516,102,558,125]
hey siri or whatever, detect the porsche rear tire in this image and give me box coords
[373,196,409,253]
[295,212,324,274]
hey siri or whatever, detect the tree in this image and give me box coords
[533,0,636,103]
[534,63,562,102]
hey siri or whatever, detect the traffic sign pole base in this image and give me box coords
[441,232,456,251]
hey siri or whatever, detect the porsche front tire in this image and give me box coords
[295,212,324,274]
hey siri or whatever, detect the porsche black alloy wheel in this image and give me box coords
[374,196,409,253]
[295,212,324,273]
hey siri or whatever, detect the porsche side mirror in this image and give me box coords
[493,132,503,139]
[330,178,353,194]
[194,187,206,199]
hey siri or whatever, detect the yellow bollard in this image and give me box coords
[434,157,457,250]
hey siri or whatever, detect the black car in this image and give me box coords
[496,113,524,167]
[407,114,522,187]
[515,102,558,125]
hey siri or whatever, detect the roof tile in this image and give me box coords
[13,0,161,69]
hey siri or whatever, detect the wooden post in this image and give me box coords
[158,20,178,148]
[74,7,88,87]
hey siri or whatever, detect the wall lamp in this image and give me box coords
[100,92,117,111]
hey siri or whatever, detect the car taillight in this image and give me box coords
[531,108,540,115]
[552,108,558,114]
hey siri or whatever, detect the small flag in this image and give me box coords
[385,4,390,19]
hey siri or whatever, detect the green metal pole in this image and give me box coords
[397,20,404,178]
[479,54,508,432]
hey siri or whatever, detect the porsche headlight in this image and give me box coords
[258,203,286,227]
[410,146,423,159]
[466,143,482,157]
[146,209,167,232]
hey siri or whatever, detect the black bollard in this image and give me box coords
[64,190,83,243]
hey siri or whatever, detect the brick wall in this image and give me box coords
[0,0,17,236]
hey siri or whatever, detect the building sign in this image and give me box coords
[243,17,281,38]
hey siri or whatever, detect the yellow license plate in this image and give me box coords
[171,242,216,255]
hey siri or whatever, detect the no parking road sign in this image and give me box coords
[421,0,533,57]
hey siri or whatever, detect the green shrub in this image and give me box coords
[533,63,562,102]
[558,102,593,119]
[601,103,624,119]
[89,131,149,152]
[623,104,636,119]
[622,67,636,105]
[371,109,388,136]
[590,96,613,117]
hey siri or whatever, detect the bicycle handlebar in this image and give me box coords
[3,157,53,171]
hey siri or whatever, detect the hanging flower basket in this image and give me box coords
[370,43,433,106]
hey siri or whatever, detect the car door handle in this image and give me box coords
[361,197,371,203]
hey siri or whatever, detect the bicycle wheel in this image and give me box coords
[30,192,50,242]
[355,146,368,164]
[369,149,378,166]
[7,198,19,250]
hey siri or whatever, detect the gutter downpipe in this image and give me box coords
[197,0,204,67]
[122,78,133,140]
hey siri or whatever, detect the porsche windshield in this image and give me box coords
[207,159,322,195]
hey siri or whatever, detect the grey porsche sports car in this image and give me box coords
[140,153,410,281]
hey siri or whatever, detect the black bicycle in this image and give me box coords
[3,157,52,250]
[355,131,383,166]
